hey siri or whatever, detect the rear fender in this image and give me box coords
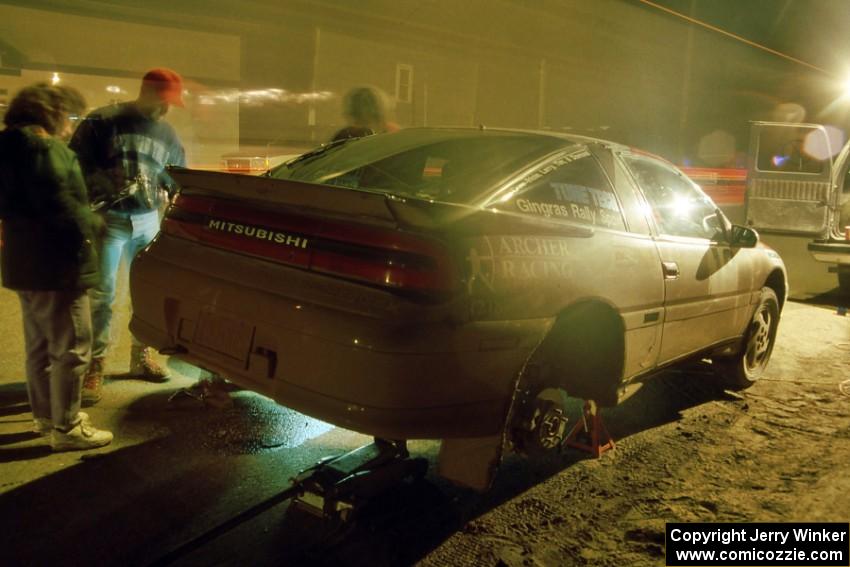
[447,300,625,491]
[527,301,626,405]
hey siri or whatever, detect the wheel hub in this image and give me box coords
[746,307,772,370]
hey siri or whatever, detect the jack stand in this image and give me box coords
[289,438,428,524]
[563,400,615,457]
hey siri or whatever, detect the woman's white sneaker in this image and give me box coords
[33,412,90,435]
[50,420,113,451]
[32,418,52,435]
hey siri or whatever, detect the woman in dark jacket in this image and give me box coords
[0,83,112,451]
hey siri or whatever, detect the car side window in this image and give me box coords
[756,126,828,175]
[623,155,718,239]
[497,151,626,230]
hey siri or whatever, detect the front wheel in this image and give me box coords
[713,287,780,389]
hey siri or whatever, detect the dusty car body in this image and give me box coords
[130,128,787,489]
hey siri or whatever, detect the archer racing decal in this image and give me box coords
[465,235,576,319]
[466,235,574,292]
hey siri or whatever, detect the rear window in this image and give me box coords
[270,130,566,204]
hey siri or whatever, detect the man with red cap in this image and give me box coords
[70,67,187,403]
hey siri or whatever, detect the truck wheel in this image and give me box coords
[713,287,779,389]
[839,267,850,297]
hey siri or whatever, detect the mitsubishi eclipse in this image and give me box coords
[129,128,786,490]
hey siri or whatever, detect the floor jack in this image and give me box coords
[289,438,429,524]
[563,400,615,457]
[151,439,428,563]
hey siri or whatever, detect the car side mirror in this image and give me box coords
[728,224,759,248]
[706,208,732,242]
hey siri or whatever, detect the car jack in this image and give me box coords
[289,438,428,523]
[563,400,615,457]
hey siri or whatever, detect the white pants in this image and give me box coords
[18,290,91,430]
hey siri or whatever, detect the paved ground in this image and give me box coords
[0,256,848,566]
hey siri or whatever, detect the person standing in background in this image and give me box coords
[54,84,87,142]
[331,86,399,142]
[70,67,186,404]
[0,83,113,450]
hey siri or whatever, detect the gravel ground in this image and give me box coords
[419,301,850,566]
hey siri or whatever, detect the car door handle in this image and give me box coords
[662,261,679,279]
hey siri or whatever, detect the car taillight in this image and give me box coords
[163,194,458,296]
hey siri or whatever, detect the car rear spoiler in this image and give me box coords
[168,167,397,225]
[168,167,594,238]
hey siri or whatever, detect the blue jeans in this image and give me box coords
[90,209,161,359]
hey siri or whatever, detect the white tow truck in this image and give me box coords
[746,121,850,296]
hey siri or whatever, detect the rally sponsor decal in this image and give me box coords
[466,236,574,290]
[508,148,625,229]
[513,148,591,192]
[465,235,576,319]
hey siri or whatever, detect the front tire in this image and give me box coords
[713,287,779,389]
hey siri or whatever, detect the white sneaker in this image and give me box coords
[33,412,90,435]
[32,417,52,435]
[50,419,112,451]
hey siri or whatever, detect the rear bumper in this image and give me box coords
[808,240,850,265]
[130,239,553,439]
[133,315,534,439]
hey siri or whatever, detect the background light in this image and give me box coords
[803,126,845,160]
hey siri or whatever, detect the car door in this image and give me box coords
[621,153,753,364]
[746,122,836,237]
[481,144,666,381]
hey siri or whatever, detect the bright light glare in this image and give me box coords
[51,72,60,85]
[671,194,693,218]
[803,126,844,160]
[771,102,806,123]
[697,129,735,167]
[498,190,516,204]
[198,88,334,106]
[843,77,850,98]
[772,155,789,167]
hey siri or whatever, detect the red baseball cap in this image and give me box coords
[141,67,185,107]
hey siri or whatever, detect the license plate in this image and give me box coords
[193,311,254,361]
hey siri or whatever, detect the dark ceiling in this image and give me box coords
[650,0,850,77]
[8,0,847,78]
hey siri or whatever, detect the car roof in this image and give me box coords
[401,126,684,168]
[398,125,628,150]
